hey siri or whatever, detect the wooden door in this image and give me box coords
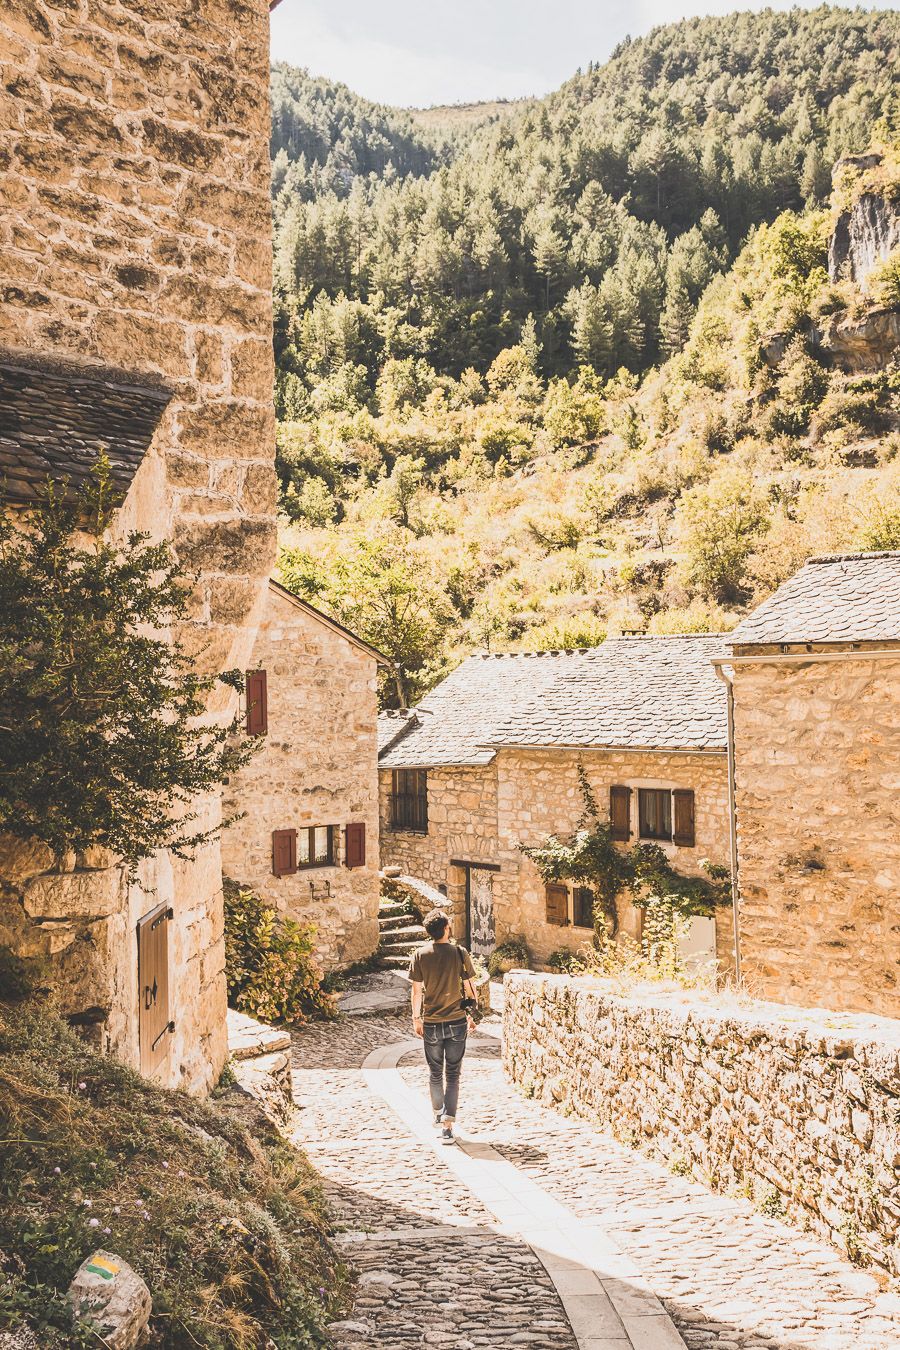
[466,867,495,958]
[137,903,173,1078]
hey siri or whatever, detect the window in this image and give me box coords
[298,825,336,868]
[638,788,672,841]
[573,887,594,929]
[391,768,428,832]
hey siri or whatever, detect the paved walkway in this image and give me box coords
[288,1014,900,1350]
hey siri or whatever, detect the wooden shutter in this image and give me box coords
[345,822,366,869]
[137,903,172,1078]
[246,669,268,736]
[545,883,569,926]
[673,790,696,847]
[609,785,632,841]
[272,828,297,876]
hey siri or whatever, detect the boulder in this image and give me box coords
[69,1250,151,1349]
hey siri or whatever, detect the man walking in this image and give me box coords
[409,909,478,1145]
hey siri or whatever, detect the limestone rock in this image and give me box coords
[829,189,900,287]
[69,1250,151,1349]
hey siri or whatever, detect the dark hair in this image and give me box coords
[424,909,450,939]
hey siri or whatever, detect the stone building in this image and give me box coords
[727,552,900,1018]
[221,580,385,971]
[0,0,279,1092]
[379,636,733,969]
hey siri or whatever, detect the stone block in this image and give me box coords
[69,1250,151,1349]
[22,868,125,920]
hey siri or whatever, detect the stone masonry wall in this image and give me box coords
[379,748,733,970]
[222,588,381,970]
[495,748,733,968]
[733,656,900,1019]
[0,0,277,1094]
[379,763,499,940]
[504,972,900,1278]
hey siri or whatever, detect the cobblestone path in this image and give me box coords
[288,1014,900,1350]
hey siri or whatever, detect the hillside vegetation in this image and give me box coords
[271,9,900,705]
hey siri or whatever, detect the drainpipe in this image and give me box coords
[712,660,742,986]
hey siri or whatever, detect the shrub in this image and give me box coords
[487,936,531,977]
[0,1002,345,1348]
[869,249,900,308]
[223,880,336,1024]
[547,947,585,974]
[678,466,769,604]
[0,467,253,872]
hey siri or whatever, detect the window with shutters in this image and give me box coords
[390,769,428,833]
[545,883,569,926]
[297,825,336,868]
[638,788,672,841]
[573,887,594,929]
[272,828,297,876]
[609,785,631,841]
[245,669,268,736]
[137,903,173,1078]
[345,822,366,869]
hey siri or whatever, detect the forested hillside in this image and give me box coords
[270,8,900,705]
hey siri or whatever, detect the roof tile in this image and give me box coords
[730,553,900,646]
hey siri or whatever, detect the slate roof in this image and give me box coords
[489,635,728,751]
[378,652,580,768]
[0,356,171,505]
[378,636,728,767]
[730,553,900,647]
[378,709,420,756]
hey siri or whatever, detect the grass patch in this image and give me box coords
[0,1001,348,1348]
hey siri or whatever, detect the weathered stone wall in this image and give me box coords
[504,972,900,1277]
[379,748,733,969]
[222,587,381,970]
[732,655,900,1019]
[0,0,277,1093]
[495,748,732,967]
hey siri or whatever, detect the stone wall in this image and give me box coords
[0,0,277,1093]
[732,655,900,1019]
[222,586,381,970]
[379,748,733,970]
[495,748,732,968]
[504,972,900,1278]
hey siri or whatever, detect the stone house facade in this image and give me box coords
[379,638,734,970]
[221,581,385,972]
[0,0,279,1093]
[727,552,900,1019]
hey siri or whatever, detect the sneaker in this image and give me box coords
[441,1125,455,1145]
[434,1111,443,1127]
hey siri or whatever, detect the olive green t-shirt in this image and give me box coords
[408,941,476,1023]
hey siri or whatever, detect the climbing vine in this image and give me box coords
[520,763,730,947]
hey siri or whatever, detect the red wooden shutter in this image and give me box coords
[345,822,366,869]
[673,790,696,847]
[137,903,172,1078]
[545,883,569,926]
[246,669,268,736]
[272,828,297,876]
[609,785,632,841]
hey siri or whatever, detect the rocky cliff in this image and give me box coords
[829,155,900,287]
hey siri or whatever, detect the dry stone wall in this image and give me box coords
[222,588,381,970]
[733,655,900,1019]
[504,972,900,1278]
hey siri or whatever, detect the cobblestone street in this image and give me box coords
[288,1011,900,1350]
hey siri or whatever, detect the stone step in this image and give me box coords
[380,943,422,960]
[380,954,415,970]
[378,913,418,932]
[378,900,411,915]
[226,1008,292,1061]
[378,922,426,939]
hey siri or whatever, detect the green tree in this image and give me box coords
[0,470,253,871]
[678,467,769,604]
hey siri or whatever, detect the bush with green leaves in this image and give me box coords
[0,468,253,873]
[487,935,531,977]
[223,880,336,1024]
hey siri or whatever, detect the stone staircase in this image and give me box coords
[378,896,427,971]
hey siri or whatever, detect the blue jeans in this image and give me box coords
[423,1019,468,1122]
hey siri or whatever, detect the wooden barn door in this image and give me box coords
[137,904,173,1078]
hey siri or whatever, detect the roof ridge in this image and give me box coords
[806,551,900,565]
[601,632,727,642]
